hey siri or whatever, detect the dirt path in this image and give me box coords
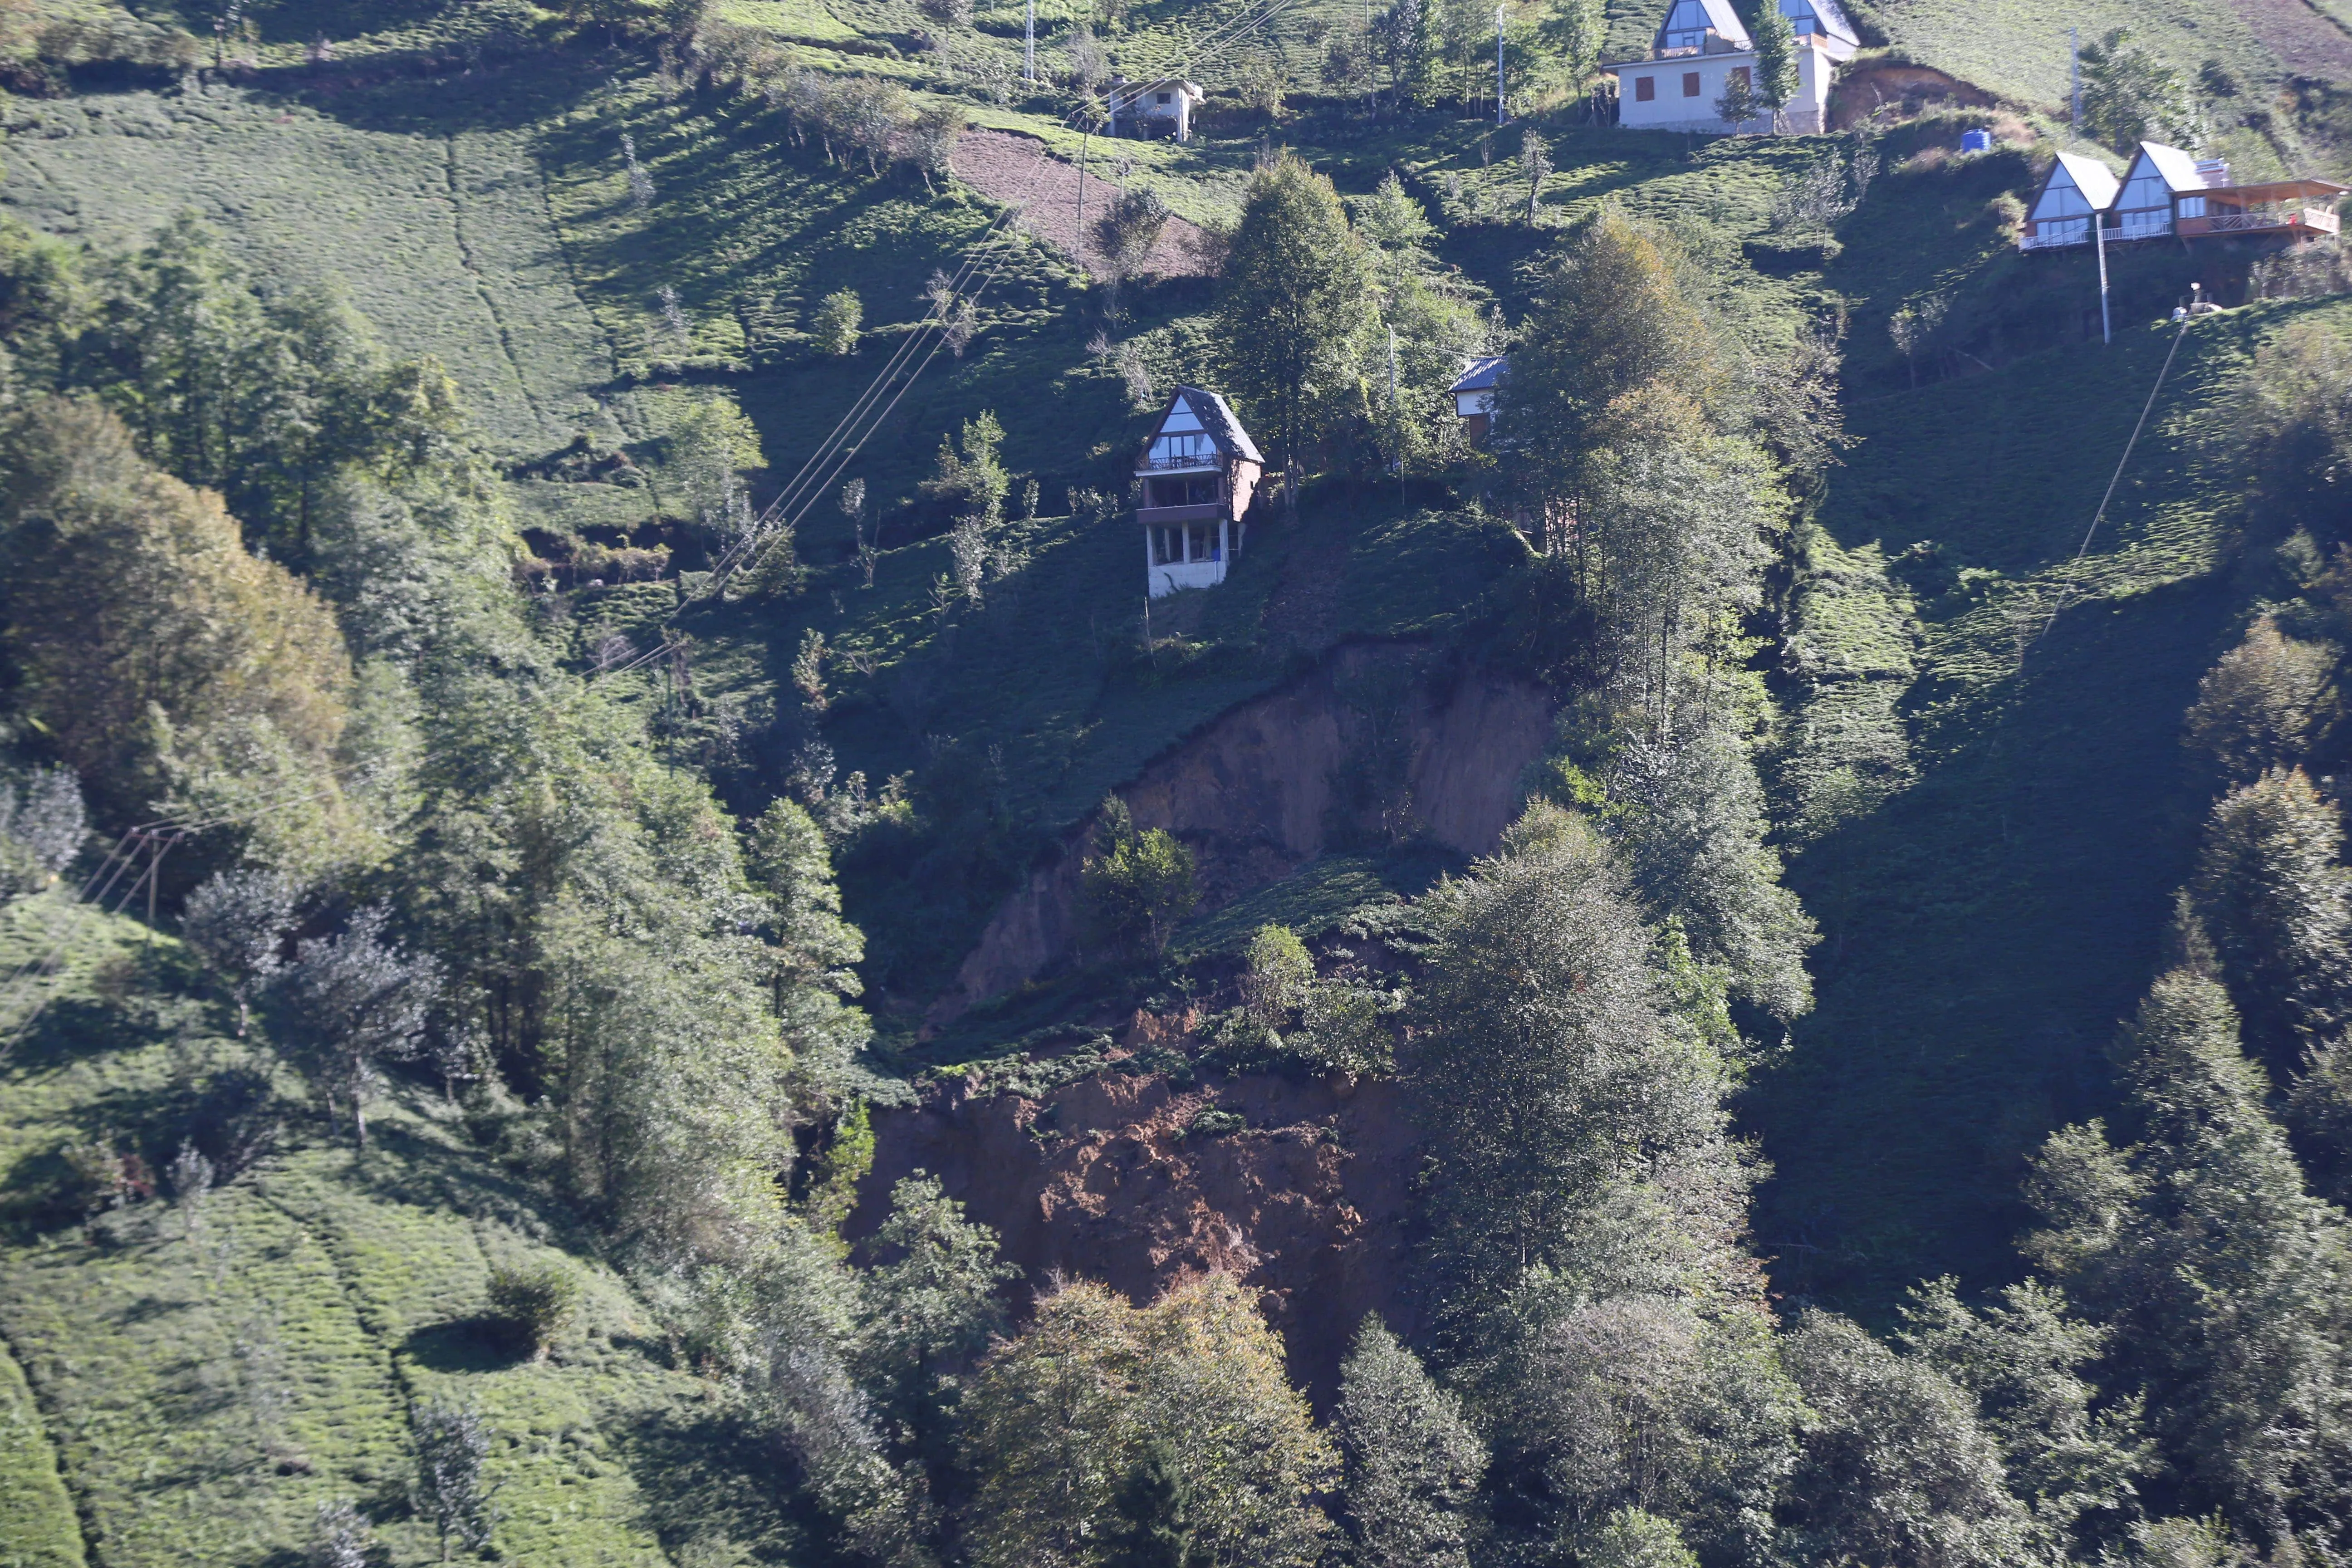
[951,127,1213,280]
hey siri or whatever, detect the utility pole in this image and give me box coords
[1496,5,1508,125]
[2070,28,2083,138]
[2094,202,2111,344]
[1025,0,1036,84]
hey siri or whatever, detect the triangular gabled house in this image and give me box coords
[1450,355,1508,445]
[2021,141,2347,253]
[1134,387,1263,598]
[1654,0,1749,53]
[2113,141,2215,241]
[1777,0,1858,57]
[2020,152,2121,250]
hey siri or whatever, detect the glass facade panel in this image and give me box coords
[1148,432,1214,466]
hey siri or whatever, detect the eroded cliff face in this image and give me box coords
[937,643,1556,1020]
[860,647,1555,1395]
[850,1053,1417,1402]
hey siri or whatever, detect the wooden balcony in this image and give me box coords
[1137,501,1225,525]
[2178,206,2339,237]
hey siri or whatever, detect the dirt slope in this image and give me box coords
[939,644,1555,1019]
[951,128,1212,279]
[853,1058,1417,1403]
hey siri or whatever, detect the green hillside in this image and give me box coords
[2,0,2352,1563]
[0,902,809,1566]
[1759,297,2352,1302]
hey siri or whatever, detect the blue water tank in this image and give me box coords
[1961,128,1994,153]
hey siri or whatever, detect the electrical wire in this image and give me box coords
[6,0,1324,1041]
[2027,311,2195,652]
[603,0,1318,657]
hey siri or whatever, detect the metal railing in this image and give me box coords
[2179,207,2341,236]
[1136,452,1222,472]
[2020,227,2091,251]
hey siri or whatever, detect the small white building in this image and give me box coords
[1450,355,1507,445]
[1135,386,1261,598]
[1109,76,1205,142]
[1605,0,1857,135]
[2019,152,2121,250]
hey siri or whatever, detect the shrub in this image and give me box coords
[0,764,86,902]
[1082,798,1198,956]
[1241,924,1315,1027]
[1294,981,1400,1076]
[487,1260,581,1358]
[813,289,862,356]
[1189,1107,1248,1138]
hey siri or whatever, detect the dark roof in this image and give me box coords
[1787,0,1858,47]
[1145,386,1263,465]
[1654,0,1750,51]
[1450,354,1507,394]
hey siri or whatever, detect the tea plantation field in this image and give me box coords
[0,902,806,1568]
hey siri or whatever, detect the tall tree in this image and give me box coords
[1896,1277,2151,1558]
[1538,0,1606,104]
[2188,768,2352,1073]
[2181,618,2334,786]
[1408,805,1759,1328]
[1350,174,1485,474]
[264,906,441,1148]
[2024,970,2352,1551]
[182,868,304,1036]
[854,1172,1017,1436]
[960,1275,1336,1568]
[0,398,354,840]
[1748,2,1798,129]
[2078,29,2201,152]
[0,765,87,904]
[1333,1318,1486,1568]
[2223,321,2351,535]
[1214,154,1377,504]
[1779,1311,2037,1568]
[1407,804,1798,1562]
[1609,720,1815,1019]
[1492,211,1724,551]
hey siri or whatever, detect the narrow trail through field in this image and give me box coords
[0,1319,90,1568]
[446,137,549,435]
[951,128,1213,280]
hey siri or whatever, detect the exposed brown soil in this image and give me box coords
[950,127,1212,280]
[1829,64,1998,128]
[849,1054,1418,1403]
[932,643,1557,1021]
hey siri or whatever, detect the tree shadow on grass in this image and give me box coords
[402,1316,532,1374]
[281,46,617,138]
[1751,568,2237,1317]
[612,1404,823,1566]
[326,1117,601,1257]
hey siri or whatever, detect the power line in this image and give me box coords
[7,0,1329,1041]
[2028,311,2195,652]
[635,0,1315,638]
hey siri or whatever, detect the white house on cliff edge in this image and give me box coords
[1605,0,1857,135]
[1135,387,1261,598]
